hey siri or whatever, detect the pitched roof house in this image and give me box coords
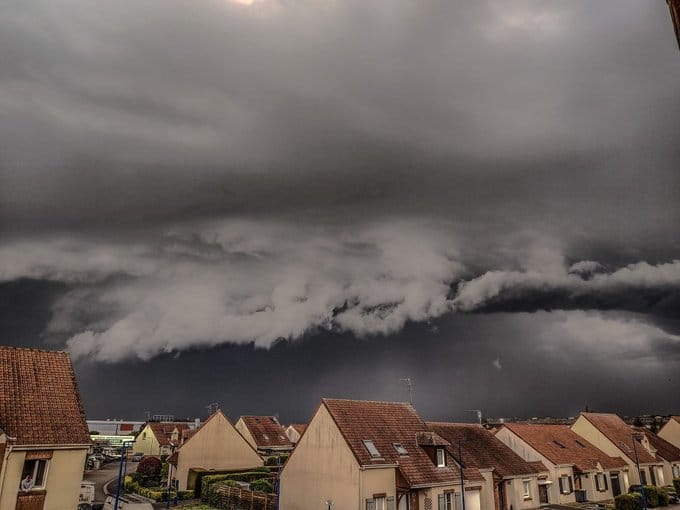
[235,416,294,455]
[280,399,485,510]
[632,427,680,484]
[496,424,628,504]
[571,413,665,487]
[284,424,307,445]
[168,411,263,492]
[132,421,194,456]
[0,347,92,510]
[428,423,544,510]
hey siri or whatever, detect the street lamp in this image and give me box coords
[113,441,132,510]
[457,440,466,510]
[631,433,647,510]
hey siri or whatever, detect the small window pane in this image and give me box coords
[393,443,408,455]
[363,440,382,458]
[436,448,446,467]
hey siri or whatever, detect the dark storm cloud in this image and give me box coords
[1,0,679,416]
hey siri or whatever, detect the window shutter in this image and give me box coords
[559,477,564,494]
[438,494,446,510]
[604,474,609,491]
[367,499,376,510]
[595,475,600,492]
[568,477,573,493]
[387,497,395,510]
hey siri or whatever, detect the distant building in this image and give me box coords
[235,416,294,457]
[87,420,145,436]
[132,420,199,456]
[0,347,92,510]
[284,424,307,445]
[632,427,680,485]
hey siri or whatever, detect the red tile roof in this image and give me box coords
[580,413,658,464]
[322,399,483,488]
[0,347,91,446]
[633,427,680,463]
[240,416,293,449]
[147,422,192,447]
[289,424,307,436]
[503,423,628,472]
[526,460,549,473]
[427,422,542,479]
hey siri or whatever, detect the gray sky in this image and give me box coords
[1,0,679,422]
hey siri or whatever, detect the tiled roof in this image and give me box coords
[672,417,680,425]
[504,423,628,472]
[633,427,680,462]
[580,413,657,464]
[240,416,293,449]
[148,422,192,447]
[427,422,542,479]
[0,347,91,446]
[527,460,549,473]
[322,399,481,488]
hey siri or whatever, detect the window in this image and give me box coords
[559,475,573,494]
[437,492,455,510]
[595,473,608,492]
[142,432,146,440]
[374,497,386,510]
[436,448,446,467]
[522,480,531,499]
[367,496,394,510]
[574,440,587,448]
[553,440,566,449]
[363,440,382,458]
[20,459,49,490]
[640,469,647,485]
[393,443,408,455]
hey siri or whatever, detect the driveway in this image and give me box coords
[84,460,139,503]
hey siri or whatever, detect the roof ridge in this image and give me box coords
[322,397,414,406]
[0,346,69,354]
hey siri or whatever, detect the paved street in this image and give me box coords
[84,460,139,503]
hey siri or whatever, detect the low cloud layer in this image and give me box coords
[2,222,679,362]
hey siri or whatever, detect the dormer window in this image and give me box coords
[436,448,446,467]
[363,440,382,458]
[393,443,408,455]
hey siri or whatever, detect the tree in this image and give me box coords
[137,456,162,478]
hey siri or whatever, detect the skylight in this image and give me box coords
[574,440,587,448]
[553,440,566,449]
[393,442,408,455]
[363,440,382,458]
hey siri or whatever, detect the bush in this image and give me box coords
[200,471,275,500]
[250,479,274,494]
[616,493,643,510]
[657,487,669,507]
[178,490,195,500]
[674,479,680,494]
[137,456,162,477]
[644,485,660,507]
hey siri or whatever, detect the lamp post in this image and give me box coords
[113,441,131,510]
[631,433,647,510]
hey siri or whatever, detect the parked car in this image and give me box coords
[131,452,144,462]
[663,487,679,504]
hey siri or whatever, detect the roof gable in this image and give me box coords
[238,416,293,449]
[427,422,541,478]
[580,413,657,464]
[147,421,192,447]
[0,347,91,446]
[322,399,471,488]
[504,423,628,471]
[633,427,680,463]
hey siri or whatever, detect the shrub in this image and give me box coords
[615,493,643,510]
[137,456,162,478]
[178,490,195,500]
[643,485,660,507]
[674,479,680,494]
[200,471,275,500]
[250,479,274,494]
[657,487,669,507]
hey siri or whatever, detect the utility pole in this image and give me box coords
[631,433,648,510]
[400,378,413,405]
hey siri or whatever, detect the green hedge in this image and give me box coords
[250,479,274,494]
[200,471,275,500]
[124,475,194,502]
[616,493,643,510]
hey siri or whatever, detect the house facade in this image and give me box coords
[132,421,194,457]
[284,424,307,445]
[428,422,543,510]
[496,423,628,504]
[235,416,294,457]
[632,428,680,485]
[0,347,92,510]
[169,411,263,491]
[571,413,664,487]
[280,399,485,510]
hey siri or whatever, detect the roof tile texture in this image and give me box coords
[0,347,91,445]
[633,427,680,462]
[427,422,542,478]
[580,413,657,464]
[322,399,482,487]
[240,416,293,449]
[148,422,191,447]
[504,423,628,471]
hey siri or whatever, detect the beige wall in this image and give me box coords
[285,426,302,445]
[0,447,88,510]
[280,404,363,510]
[479,471,495,510]
[495,428,574,505]
[504,477,541,510]
[658,420,680,450]
[132,424,162,456]
[417,485,482,510]
[175,412,263,490]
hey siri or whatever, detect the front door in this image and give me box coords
[539,485,549,504]
[611,474,622,497]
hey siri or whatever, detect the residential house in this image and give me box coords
[632,427,680,485]
[0,347,92,510]
[284,424,307,445]
[132,421,194,457]
[427,422,544,510]
[235,416,294,457]
[280,399,486,510]
[658,417,680,451]
[571,413,665,487]
[496,423,629,504]
[168,411,263,491]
